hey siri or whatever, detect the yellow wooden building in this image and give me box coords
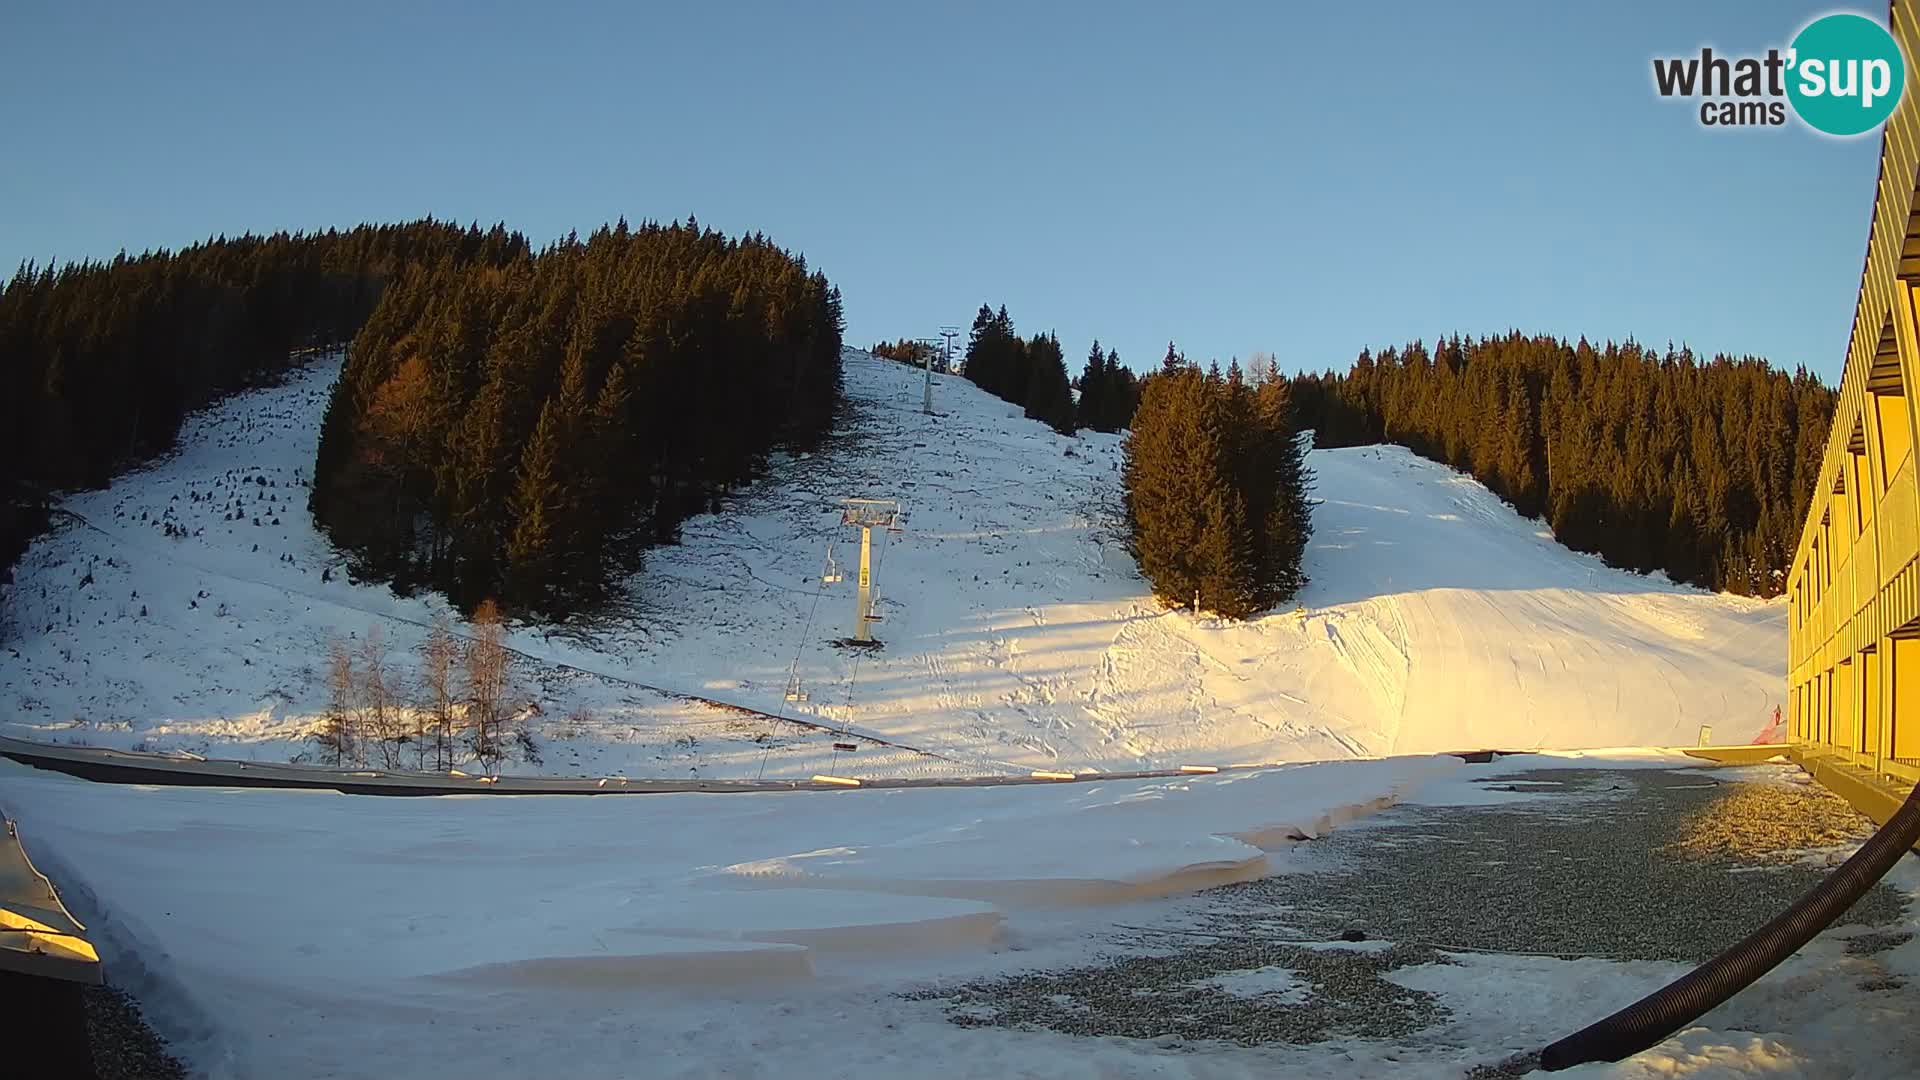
[1787,2,1920,807]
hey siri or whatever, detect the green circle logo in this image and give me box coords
[1787,13,1906,136]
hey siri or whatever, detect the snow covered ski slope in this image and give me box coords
[0,349,1785,779]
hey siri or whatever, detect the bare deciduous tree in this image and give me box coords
[315,634,357,765]
[358,626,405,769]
[463,598,511,776]
[1246,351,1280,388]
[419,614,459,771]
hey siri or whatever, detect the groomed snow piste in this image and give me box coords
[0,348,1784,780]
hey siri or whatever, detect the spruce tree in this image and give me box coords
[1125,368,1219,609]
[1023,332,1076,435]
[1124,365,1313,618]
[1254,376,1313,602]
[1106,348,1138,430]
[1077,340,1107,432]
[504,401,566,613]
[963,304,998,390]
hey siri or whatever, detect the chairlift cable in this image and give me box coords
[757,547,833,782]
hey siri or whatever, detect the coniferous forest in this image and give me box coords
[1124,351,1313,618]
[1076,339,1141,434]
[310,220,844,615]
[1289,334,1835,596]
[0,220,526,587]
[960,305,1077,435]
[1,218,839,622]
[1,222,1831,625]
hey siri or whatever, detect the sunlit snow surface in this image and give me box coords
[0,349,1784,781]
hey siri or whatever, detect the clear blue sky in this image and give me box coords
[1,0,1884,383]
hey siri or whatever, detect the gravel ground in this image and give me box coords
[1215,767,1905,965]
[84,984,187,1080]
[1663,774,1884,863]
[905,765,1909,1051]
[904,940,1455,1047]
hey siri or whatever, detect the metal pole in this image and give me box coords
[940,327,960,377]
[856,524,874,642]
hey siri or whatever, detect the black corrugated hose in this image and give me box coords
[1531,777,1920,1071]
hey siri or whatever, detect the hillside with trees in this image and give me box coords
[310,220,844,615]
[1124,352,1313,618]
[0,220,526,589]
[1289,333,1835,596]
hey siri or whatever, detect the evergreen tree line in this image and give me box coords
[1124,348,1313,618]
[960,304,1077,435]
[0,220,526,587]
[1288,333,1836,596]
[310,219,844,615]
[1076,339,1141,433]
[870,338,946,370]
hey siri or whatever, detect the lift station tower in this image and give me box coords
[839,498,899,644]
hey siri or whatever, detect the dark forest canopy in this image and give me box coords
[1289,333,1835,597]
[1076,339,1140,434]
[0,219,528,585]
[1124,353,1312,618]
[961,304,1141,436]
[961,304,1074,435]
[310,220,844,615]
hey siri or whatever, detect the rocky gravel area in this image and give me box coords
[904,764,1909,1052]
[84,984,187,1080]
[1662,772,1887,864]
[905,940,1453,1047]
[1216,767,1904,965]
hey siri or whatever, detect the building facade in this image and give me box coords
[1788,2,1920,793]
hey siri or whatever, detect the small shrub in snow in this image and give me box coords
[514,729,542,766]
